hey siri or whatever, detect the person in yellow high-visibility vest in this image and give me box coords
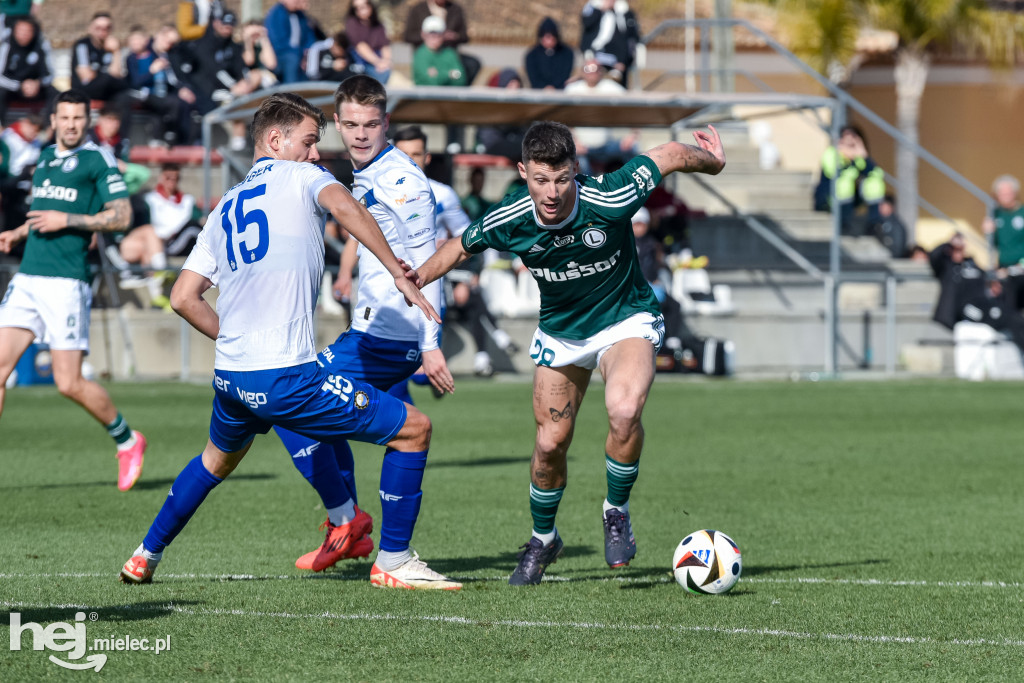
[814,125,886,236]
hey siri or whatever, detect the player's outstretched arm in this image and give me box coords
[643,125,726,178]
[413,237,473,288]
[0,223,29,252]
[26,197,132,234]
[170,269,219,340]
[318,184,440,324]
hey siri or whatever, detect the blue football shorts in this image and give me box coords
[319,330,422,391]
[208,361,407,453]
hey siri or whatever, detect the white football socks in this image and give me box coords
[327,499,357,527]
[603,499,629,516]
[374,549,413,571]
[134,543,162,567]
[532,528,557,546]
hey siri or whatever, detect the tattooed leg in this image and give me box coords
[530,364,591,488]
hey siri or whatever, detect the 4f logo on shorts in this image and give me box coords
[321,374,354,402]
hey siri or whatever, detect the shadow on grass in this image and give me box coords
[428,455,532,469]
[427,544,597,574]
[0,473,278,492]
[743,558,890,577]
[2,600,204,625]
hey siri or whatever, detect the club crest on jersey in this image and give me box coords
[61,156,79,173]
[553,234,574,247]
[582,228,606,248]
[353,391,369,409]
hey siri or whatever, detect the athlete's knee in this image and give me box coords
[54,373,86,400]
[399,407,432,451]
[606,398,644,442]
[534,423,572,460]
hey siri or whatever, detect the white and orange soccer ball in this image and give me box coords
[672,529,742,594]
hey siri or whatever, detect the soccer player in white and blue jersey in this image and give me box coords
[273,76,458,581]
[119,92,461,590]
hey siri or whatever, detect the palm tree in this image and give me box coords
[770,0,1024,239]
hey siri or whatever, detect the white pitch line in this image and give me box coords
[1,572,1022,590]
[2,599,1023,649]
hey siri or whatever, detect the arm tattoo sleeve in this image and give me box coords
[66,197,132,232]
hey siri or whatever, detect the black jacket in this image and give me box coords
[929,243,988,330]
[579,3,640,69]
[0,31,53,91]
[184,25,247,99]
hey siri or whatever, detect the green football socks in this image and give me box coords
[605,454,639,507]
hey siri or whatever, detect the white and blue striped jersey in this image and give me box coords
[350,145,442,351]
[428,178,470,239]
[183,157,341,371]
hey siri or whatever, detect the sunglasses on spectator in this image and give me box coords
[583,64,601,74]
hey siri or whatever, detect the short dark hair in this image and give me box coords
[334,75,387,114]
[332,30,351,51]
[392,125,427,146]
[521,121,575,167]
[98,106,120,119]
[160,162,182,174]
[251,92,326,148]
[91,11,112,22]
[54,89,90,110]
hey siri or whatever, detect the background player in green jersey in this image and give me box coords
[414,120,725,585]
[0,89,147,492]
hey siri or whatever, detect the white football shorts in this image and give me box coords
[529,312,665,370]
[0,273,92,351]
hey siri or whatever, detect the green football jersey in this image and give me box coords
[992,204,1024,268]
[19,142,129,283]
[462,155,663,340]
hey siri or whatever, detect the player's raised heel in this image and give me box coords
[295,507,374,572]
[509,534,564,586]
[119,555,155,584]
[370,552,461,590]
[116,431,147,492]
[603,508,636,568]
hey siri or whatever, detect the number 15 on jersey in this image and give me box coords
[220,183,269,271]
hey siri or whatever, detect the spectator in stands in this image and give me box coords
[86,106,151,196]
[306,31,360,82]
[412,16,466,86]
[125,26,192,146]
[813,125,886,236]
[565,56,637,175]
[929,232,1024,353]
[982,175,1024,307]
[346,0,391,84]
[874,194,908,258]
[265,0,317,84]
[475,69,526,160]
[461,167,491,221]
[117,163,201,309]
[0,112,41,249]
[580,0,640,86]
[241,20,278,90]
[72,12,133,127]
[0,15,56,126]
[404,0,478,84]
[187,11,258,150]
[177,0,225,41]
[524,17,574,90]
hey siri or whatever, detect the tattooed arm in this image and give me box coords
[643,125,726,177]
[26,197,133,234]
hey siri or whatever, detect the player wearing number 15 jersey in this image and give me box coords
[119,92,458,589]
[414,120,726,585]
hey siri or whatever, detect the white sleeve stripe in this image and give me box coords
[580,195,638,209]
[83,142,120,169]
[580,184,636,199]
[482,204,533,232]
[482,196,533,226]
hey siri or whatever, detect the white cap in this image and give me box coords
[422,15,446,34]
[632,207,650,224]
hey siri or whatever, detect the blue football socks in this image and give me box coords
[142,455,222,554]
[378,448,427,553]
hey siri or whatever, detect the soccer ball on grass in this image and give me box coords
[672,529,742,594]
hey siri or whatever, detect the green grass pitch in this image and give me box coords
[2,377,1023,680]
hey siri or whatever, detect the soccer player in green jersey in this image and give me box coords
[413,120,725,585]
[0,89,148,492]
